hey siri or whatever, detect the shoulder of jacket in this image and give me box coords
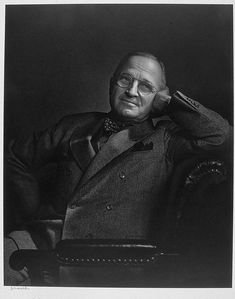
[153,116,180,135]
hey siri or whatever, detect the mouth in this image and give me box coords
[121,98,139,107]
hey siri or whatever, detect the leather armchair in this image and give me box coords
[9,157,232,287]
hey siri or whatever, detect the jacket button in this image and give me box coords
[106,204,113,211]
[70,203,76,209]
[70,203,80,209]
[119,171,126,179]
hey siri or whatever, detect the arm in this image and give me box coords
[153,90,231,162]
[6,116,78,230]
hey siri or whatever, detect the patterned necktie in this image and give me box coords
[103,116,132,136]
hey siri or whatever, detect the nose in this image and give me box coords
[125,80,138,97]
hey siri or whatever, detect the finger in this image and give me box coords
[156,91,171,104]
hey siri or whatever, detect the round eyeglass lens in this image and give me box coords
[138,83,153,94]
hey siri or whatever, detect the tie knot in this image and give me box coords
[103,117,131,136]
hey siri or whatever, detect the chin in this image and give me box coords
[118,109,139,121]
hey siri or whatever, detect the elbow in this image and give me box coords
[218,122,233,147]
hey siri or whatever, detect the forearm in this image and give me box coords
[168,91,231,147]
[154,90,232,162]
[6,115,81,228]
[6,123,62,226]
[6,139,41,226]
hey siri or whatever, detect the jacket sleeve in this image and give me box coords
[165,91,232,163]
[6,116,77,229]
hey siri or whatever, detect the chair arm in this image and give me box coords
[176,159,228,225]
[161,158,229,248]
[9,249,57,271]
[183,159,227,190]
[178,159,227,223]
[9,249,59,286]
[55,239,165,266]
[10,240,175,269]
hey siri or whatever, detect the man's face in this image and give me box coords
[110,55,163,123]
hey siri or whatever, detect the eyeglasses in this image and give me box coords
[116,73,158,95]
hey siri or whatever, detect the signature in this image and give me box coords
[10,286,30,290]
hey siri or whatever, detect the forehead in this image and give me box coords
[120,55,162,86]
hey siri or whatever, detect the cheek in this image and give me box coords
[140,96,155,111]
[110,88,123,106]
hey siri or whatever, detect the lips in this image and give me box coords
[120,97,139,107]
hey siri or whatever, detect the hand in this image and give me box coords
[151,87,171,116]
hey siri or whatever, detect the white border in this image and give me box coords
[0,1,234,298]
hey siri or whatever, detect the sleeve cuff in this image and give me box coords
[8,230,37,250]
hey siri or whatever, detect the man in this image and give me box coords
[5,52,231,285]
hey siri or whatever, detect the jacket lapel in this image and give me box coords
[69,114,169,175]
[79,119,155,185]
[69,117,104,171]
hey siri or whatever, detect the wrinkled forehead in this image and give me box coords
[118,55,163,87]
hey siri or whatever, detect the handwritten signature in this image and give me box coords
[10,286,30,290]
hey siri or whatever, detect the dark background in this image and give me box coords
[4,4,233,143]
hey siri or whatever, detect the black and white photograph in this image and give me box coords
[2,2,233,293]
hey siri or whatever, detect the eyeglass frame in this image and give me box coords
[115,72,159,95]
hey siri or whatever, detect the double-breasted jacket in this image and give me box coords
[6,91,230,246]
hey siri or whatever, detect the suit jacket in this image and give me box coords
[6,91,231,246]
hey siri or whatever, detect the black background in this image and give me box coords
[4,4,233,143]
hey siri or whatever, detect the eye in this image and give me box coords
[138,82,153,94]
[117,74,132,87]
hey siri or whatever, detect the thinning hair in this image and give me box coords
[111,51,167,90]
